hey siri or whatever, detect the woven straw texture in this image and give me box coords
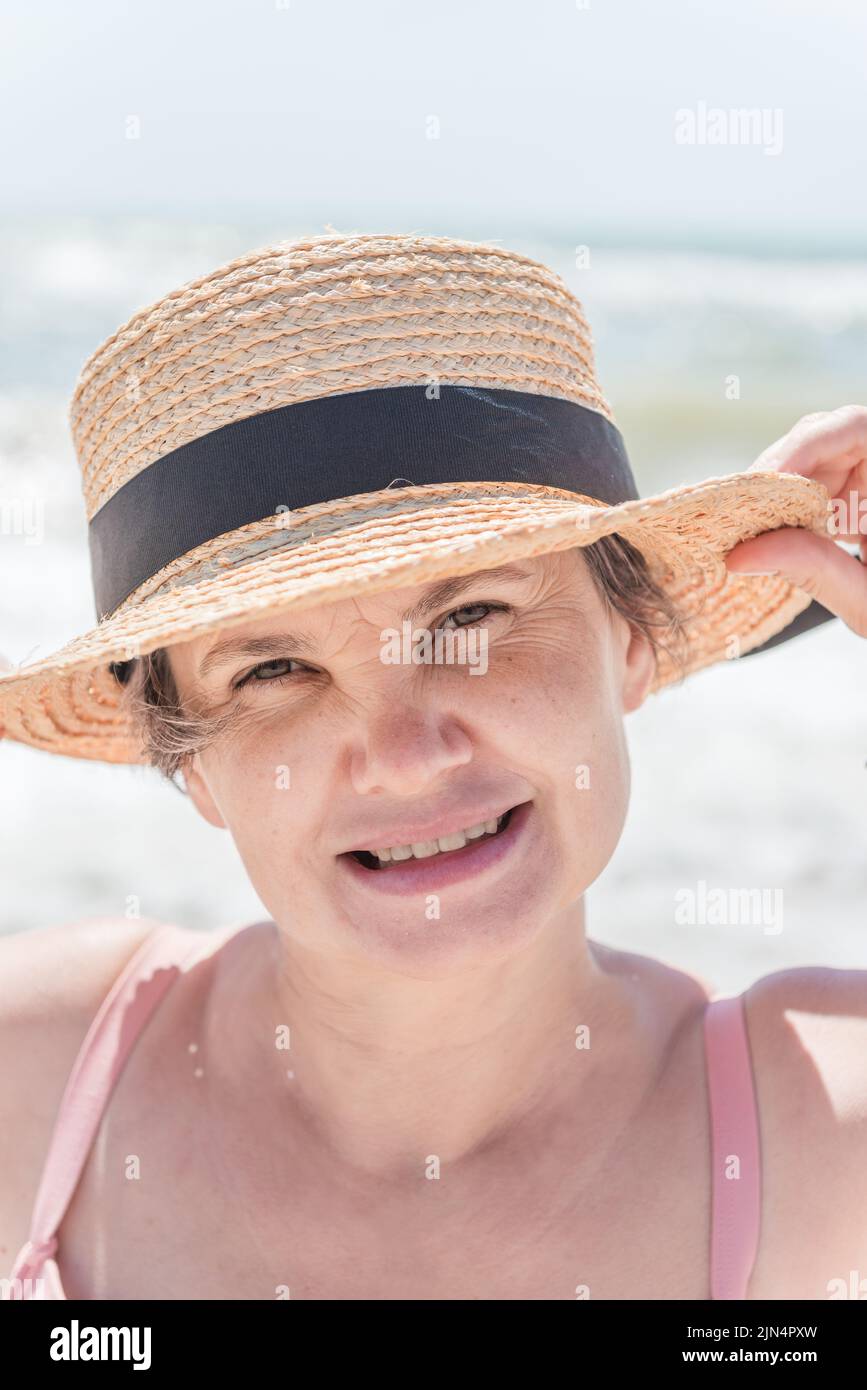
[0,231,833,764]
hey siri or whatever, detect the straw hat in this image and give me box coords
[0,231,834,765]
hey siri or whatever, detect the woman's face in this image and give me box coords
[169,549,655,973]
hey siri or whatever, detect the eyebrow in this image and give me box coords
[196,562,534,678]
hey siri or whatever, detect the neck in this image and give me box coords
[206,903,662,1178]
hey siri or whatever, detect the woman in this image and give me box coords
[1,232,865,1301]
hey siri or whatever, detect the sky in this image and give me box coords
[1,0,866,251]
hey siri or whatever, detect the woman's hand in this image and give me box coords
[725,404,867,638]
[0,651,17,739]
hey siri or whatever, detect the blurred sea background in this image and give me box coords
[0,0,865,992]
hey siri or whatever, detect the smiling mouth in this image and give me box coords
[348,805,518,871]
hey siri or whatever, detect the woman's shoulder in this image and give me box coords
[0,916,186,1270]
[740,964,867,1297]
[592,940,867,1159]
[743,963,867,1103]
[594,944,867,1293]
[743,963,867,1128]
[0,913,264,1125]
[0,917,162,1029]
[0,915,250,1076]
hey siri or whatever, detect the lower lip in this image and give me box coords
[337,801,534,896]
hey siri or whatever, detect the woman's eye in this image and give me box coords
[231,607,509,688]
[439,601,510,629]
[234,657,308,690]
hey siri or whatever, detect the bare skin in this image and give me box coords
[3,398,867,1300]
[2,917,866,1299]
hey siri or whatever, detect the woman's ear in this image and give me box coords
[620,625,657,714]
[182,754,228,830]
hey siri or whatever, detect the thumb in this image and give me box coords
[725,528,867,638]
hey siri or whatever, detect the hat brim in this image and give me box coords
[0,473,832,764]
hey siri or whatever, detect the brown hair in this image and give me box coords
[115,534,690,790]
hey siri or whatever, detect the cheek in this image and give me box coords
[488,628,631,853]
[195,732,312,868]
[489,618,623,752]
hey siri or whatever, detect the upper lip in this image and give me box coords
[338,800,526,855]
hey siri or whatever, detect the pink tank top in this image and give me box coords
[2,927,762,1300]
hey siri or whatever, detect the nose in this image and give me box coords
[349,700,473,796]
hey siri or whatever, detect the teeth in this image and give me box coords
[437,832,468,851]
[368,812,508,865]
[410,840,440,859]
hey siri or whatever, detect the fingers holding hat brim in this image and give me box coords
[726,528,867,640]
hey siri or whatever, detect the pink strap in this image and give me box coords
[704,994,762,1299]
[5,921,228,1292]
